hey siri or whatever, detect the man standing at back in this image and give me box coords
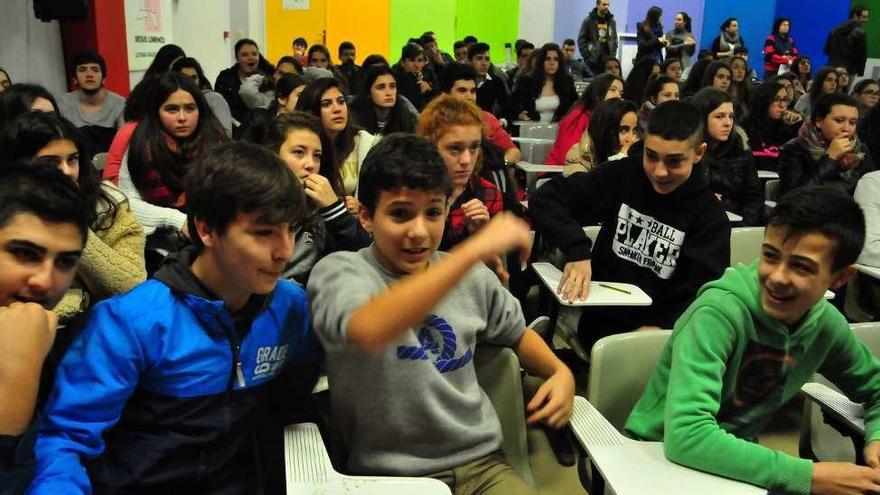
[57,51,125,155]
[825,6,869,77]
[578,0,618,75]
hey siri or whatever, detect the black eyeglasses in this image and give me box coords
[772,96,792,105]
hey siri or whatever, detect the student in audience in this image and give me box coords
[711,17,744,60]
[120,72,228,235]
[773,72,799,111]
[417,95,503,251]
[0,67,10,92]
[836,67,851,93]
[292,37,308,66]
[443,63,521,167]
[794,66,839,119]
[681,58,711,98]
[665,12,696,70]
[742,81,799,171]
[561,38,592,81]
[625,58,662,106]
[252,112,371,284]
[532,101,730,347]
[171,57,233,136]
[421,31,455,68]
[296,77,377,202]
[513,43,577,123]
[57,50,125,155]
[506,40,535,84]
[392,42,435,112]
[453,40,469,64]
[779,92,875,196]
[307,44,332,69]
[101,75,161,186]
[238,74,309,143]
[763,17,798,80]
[469,42,515,121]
[307,133,573,494]
[601,56,622,77]
[238,55,300,111]
[350,65,418,136]
[701,60,733,95]
[791,55,812,101]
[0,164,89,495]
[852,79,880,118]
[563,98,639,175]
[626,185,880,495]
[825,5,870,77]
[337,41,360,92]
[638,75,680,133]
[729,56,753,115]
[215,38,270,127]
[0,84,58,128]
[662,58,684,81]
[692,88,762,225]
[31,142,320,494]
[142,44,185,81]
[578,0,619,74]
[0,112,145,322]
[635,6,667,64]
[546,73,624,165]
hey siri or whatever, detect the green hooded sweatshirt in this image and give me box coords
[624,262,880,494]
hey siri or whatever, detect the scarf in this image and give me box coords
[797,120,865,171]
[138,133,194,209]
[719,32,742,53]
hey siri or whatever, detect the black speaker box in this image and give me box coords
[33,0,89,22]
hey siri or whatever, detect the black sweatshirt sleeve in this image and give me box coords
[779,143,841,196]
[740,154,764,225]
[318,200,372,252]
[531,164,617,262]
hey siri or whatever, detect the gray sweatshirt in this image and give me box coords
[58,90,125,129]
[307,247,525,475]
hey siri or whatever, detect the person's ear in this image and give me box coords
[693,141,708,163]
[357,204,373,233]
[194,217,217,248]
[830,264,858,290]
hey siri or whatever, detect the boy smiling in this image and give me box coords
[308,134,574,494]
[626,186,880,494]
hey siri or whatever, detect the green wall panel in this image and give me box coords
[855,0,880,59]
[454,0,520,65]
[390,0,457,60]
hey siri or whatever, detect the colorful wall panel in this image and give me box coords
[327,0,390,65]
[265,0,327,63]
[774,0,849,73]
[454,0,521,64]
[390,0,456,59]
[700,0,776,72]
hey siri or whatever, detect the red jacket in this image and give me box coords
[546,106,590,165]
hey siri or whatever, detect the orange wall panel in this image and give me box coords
[326,0,390,65]
[265,0,327,64]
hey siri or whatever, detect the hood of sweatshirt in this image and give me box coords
[589,7,614,21]
[697,261,830,347]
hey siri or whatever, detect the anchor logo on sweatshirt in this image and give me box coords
[396,314,473,373]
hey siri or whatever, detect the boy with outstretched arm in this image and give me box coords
[30,142,321,494]
[307,133,574,494]
[626,186,880,494]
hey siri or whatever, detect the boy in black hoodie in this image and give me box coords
[531,100,730,347]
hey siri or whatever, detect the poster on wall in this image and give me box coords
[125,0,174,71]
[283,0,310,10]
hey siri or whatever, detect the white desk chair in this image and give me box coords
[800,322,880,463]
[587,330,672,431]
[729,227,765,267]
[521,123,558,140]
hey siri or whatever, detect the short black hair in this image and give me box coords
[72,50,107,78]
[645,75,679,102]
[772,17,791,36]
[768,185,865,271]
[468,42,490,60]
[292,37,308,48]
[453,40,465,51]
[463,35,478,44]
[516,41,535,57]
[0,83,59,127]
[441,63,477,92]
[184,142,307,249]
[401,42,424,61]
[563,38,576,46]
[812,92,859,122]
[851,5,869,18]
[234,38,259,56]
[0,162,90,245]
[357,133,453,214]
[646,100,703,146]
[720,17,738,31]
[338,41,355,56]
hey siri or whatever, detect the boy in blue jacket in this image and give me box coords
[31,142,321,494]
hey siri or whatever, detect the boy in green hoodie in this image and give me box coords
[625,185,880,494]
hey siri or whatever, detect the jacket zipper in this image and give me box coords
[217,314,246,390]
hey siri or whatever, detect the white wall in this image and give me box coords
[0,0,68,98]
[518,0,555,46]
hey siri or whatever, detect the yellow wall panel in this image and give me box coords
[326,0,390,65]
[265,0,327,64]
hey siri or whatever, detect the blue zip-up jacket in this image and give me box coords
[29,248,321,494]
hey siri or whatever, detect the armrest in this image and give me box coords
[801,382,865,436]
[569,396,626,447]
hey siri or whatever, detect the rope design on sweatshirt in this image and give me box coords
[396,314,472,373]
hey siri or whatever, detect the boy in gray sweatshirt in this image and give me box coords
[307,134,574,494]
